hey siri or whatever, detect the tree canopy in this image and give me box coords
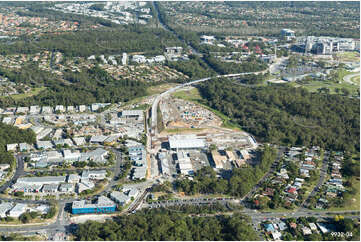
[198,79,360,152]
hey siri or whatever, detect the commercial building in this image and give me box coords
[200,35,216,44]
[72,196,116,214]
[90,135,108,144]
[299,36,357,54]
[132,167,147,180]
[121,110,144,119]
[281,29,295,41]
[59,183,74,193]
[165,47,183,56]
[211,150,226,169]
[72,137,86,146]
[36,140,54,150]
[0,202,13,218]
[81,170,107,180]
[176,151,193,175]
[110,191,131,206]
[63,149,81,161]
[6,143,18,152]
[15,176,66,186]
[67,174,81,183]
[19,143,33,152]
[168,135,206,150]
[82,148,109,163]
[9,203,27,217]
[77,179,95,193]
[42,184,59,193]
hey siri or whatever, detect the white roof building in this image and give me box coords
[16,107,29,114]
[36,140,53,150]
[78,105,87,112]
[84,148,109,162]
[302,226,312,235]
[0,164,10,171]
[90,135,108,143]
[81,170,107,180]
[41,106,53,114]
[67,106,75,112]
[169,135,206,150]
[16,176,66,185]
[110,191,131,205]
[0,202,13,218]
[63,149,81,161]
[77,179,95,193]
[2,117,13,125]
[19,143,32,152]
[128,188,139,198]
[67,174,81,183]
[59,183,74,193]
[72,137,86,146]
[29,106,40,114]
[55,105,65,113]
[46,150,63,161]
[121,110,144,118]
[53,138,74,147]
[132,167,147,180]
[6,143,18,152]
[9,203,27,218]
[42,184,59,193]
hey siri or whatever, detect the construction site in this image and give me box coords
[151,89,259,180]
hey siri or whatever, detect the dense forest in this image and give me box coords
[165,55,216,79]
[175,145,277,197]
[198,79,360,152]
[0,123,36,164]
[0,25,183,57]
[74,208,258,241]
[0,65,148,108]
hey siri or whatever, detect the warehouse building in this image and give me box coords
[0,202,13,218]
[9,203,27,217]
[176,151,194,175]
[13,176,66,192]
[72,196,116,214]
[168,135,206,150]
[121,110,144,119]
[110,191,131,206]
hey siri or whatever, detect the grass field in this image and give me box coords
[336,51,360,62]
[164,127,204,134]
[290,80,359,95]
[172,88,243,131]
[147,83,178,96]
[8,86,46,100]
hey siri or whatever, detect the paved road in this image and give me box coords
[299,153,329,210]
[343,71,360,85]
[0,155,25,193]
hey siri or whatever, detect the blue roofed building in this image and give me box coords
[72,196,116,214]
[264,223,275,232]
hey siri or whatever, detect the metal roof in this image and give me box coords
[169,135,205,149]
